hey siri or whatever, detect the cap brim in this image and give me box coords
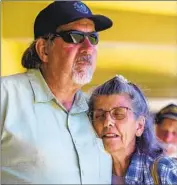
[162,114,177,121]
[89,15,113,32]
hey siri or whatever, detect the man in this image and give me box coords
[155,103,177,157]
[1,1,113,184]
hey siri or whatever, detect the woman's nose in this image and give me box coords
[103,113,115,128]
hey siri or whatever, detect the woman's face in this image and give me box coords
[92,94,145,154]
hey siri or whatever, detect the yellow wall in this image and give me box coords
[2,1,177,75]
[2,39,27,75]
[1,1,177,98]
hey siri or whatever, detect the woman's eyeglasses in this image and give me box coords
[53,30,99,45]
[89,106,135,122]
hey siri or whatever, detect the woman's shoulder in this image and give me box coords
[134,153,177,172]
[132,152,177,168]
[158,156,177,169]
[157,156,177,183]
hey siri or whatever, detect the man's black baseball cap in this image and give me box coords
[34,1,113,39]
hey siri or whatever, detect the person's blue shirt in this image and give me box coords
[124,152,177,185]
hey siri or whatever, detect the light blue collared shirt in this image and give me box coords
[1,69,112,184]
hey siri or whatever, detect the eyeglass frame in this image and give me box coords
[88,106,137,122]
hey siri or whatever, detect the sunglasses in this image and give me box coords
[89,106,135,122]
[53,30,99,45]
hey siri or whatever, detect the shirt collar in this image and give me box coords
[27,69,55,103]
[27,69,89,113]
[70,91,89,114]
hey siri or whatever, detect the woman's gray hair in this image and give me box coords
[88,75,164,158]
[21,34,55,69]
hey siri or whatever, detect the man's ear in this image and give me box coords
[35,38,48,63]
[136,116,145,137]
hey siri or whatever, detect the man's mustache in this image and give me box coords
[77,55,92,64]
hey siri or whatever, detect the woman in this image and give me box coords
[88,75,177,185]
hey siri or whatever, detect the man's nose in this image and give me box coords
[82,37,94,48]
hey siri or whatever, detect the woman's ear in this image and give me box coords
[136,116,145,137]
[35,38,48,63]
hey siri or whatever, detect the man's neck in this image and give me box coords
[51,85,79,111]
[41,69,81,111]
[62,100,75,111]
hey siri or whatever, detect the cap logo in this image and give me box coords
[73,2,89,14]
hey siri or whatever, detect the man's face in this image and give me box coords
[156,118,177,144]
[43,18,97,86]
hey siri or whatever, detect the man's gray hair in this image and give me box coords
[88,75,164,158]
